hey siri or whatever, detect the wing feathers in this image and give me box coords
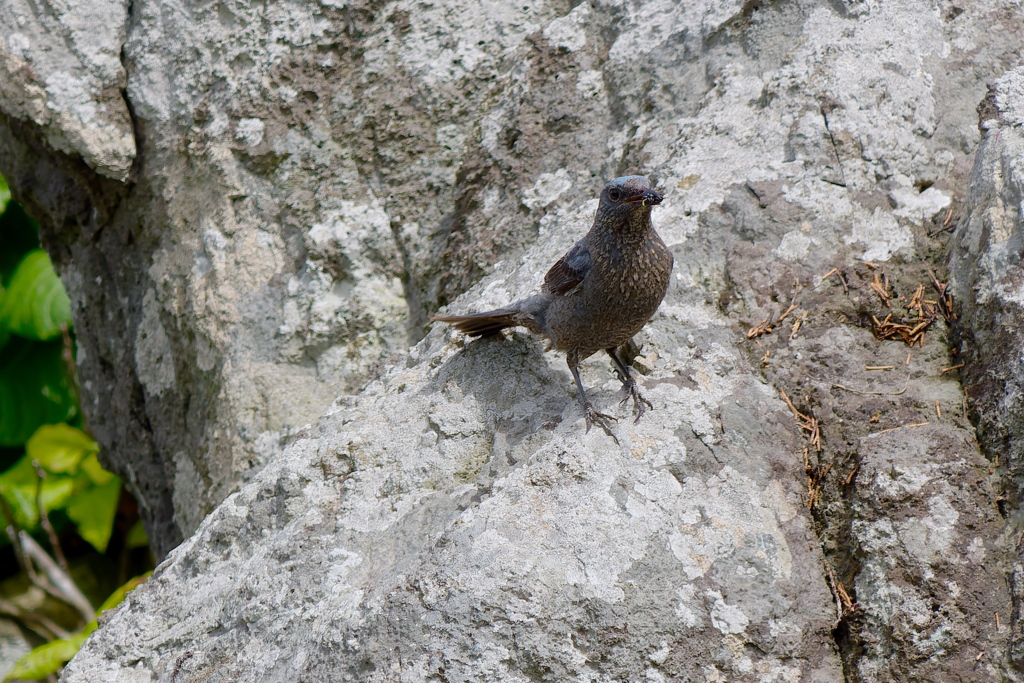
[543,242,592,297]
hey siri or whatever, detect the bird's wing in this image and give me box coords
[543,241,593,297]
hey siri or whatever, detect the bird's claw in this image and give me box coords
[584,403,619,443]
[618,381,654,423]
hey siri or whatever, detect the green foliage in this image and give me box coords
[0,181,153,682]
[80,452,116,486]
[0,185,78,446]
[0,455,75,529]
[0,423,121,552]
[4,630,92,681]
[96,571,151,612]
[0,249,73,341]
[0,337,77,446]
[67,477,121,553]
[0,425,120,552]
[26,423,99,474]
[0,285,8,353]
[124,519,149,549]
[5,572,151,681]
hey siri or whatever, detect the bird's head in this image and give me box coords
[599,176,663,217]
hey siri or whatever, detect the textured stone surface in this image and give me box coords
[949,65,1024,483]
[0,0,134,181]
[848,425,1008,679]
[64,209,846,681]
[948,64,1024,670]
[0,0,1022,679]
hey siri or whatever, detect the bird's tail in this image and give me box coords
[431,307,520,336]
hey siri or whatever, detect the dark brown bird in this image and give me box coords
[433,175,673,436]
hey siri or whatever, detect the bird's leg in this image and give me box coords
[606,347,653,423]
[567,353,618,441]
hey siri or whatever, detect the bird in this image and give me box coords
[432,175,673,437]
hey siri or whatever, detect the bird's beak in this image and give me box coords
[624,189,663,207]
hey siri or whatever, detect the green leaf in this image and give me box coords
[98,571,151,613]
[0,282,8,353]
[0,455,75,529]
[0,174,9,213]
[0,337,76,446]
[3,572,151,681]
[79,453,115,486]
[26,423,98,474]
[0,479,38,529]
[4,630,90,680]
[0,249,72,341]
[66,476,121,552]
[125,519,149,549]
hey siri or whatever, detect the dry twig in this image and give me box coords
[19,532,95,624]
[0,498,34,584]
[824,562,859,623]
[861,273,954,349]
[871,313,935,346]
[869,273,892,306]
[0,598,71,641]
[789,312,807,340]
[747,303,798,339]
[780,390,821,451]
[869,422,930,437]
[925,266,956,321]
[907,284,925,318]
[833,376,911,396]
[33,462,71,576]
[837,271,849,294]
[803,447,832,509]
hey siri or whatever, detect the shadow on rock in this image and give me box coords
[425,331,577,447]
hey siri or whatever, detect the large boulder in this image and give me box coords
[1,0,1022,678]
[62,211,846,679]
[948,65,1024,669]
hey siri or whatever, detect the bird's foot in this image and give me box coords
[619,381,654,423]
[584,403,619,442]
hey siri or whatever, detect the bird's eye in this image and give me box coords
[608,188,621,201]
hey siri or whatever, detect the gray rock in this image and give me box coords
[3,0,694,554]
[0,0,1021,678]
[948,64,1024,670]
[949,65,1024,482]
[63,207,845,681]
[0,0,135,181]
[849,424,1009,680]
